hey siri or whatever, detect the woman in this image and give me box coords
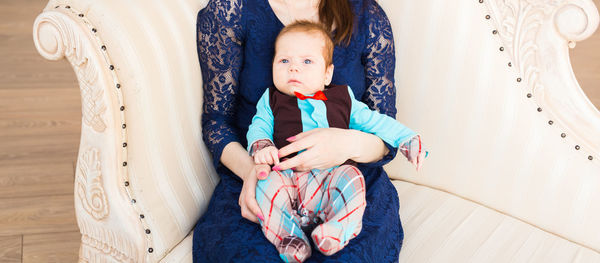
[193,0,401,261]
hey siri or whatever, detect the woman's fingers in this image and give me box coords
[278,129,323,159]
[270,150,280,166]
[239,166,267,224]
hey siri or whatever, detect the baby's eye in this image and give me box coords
[280,59,289,63]
[303,59,312,64]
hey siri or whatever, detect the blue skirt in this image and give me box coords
[192,165,402,262]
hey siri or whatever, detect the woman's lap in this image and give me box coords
[192,169,402,263]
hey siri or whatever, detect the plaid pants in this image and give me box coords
[256,165,366,261]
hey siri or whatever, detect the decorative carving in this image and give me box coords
[494,0,560,97]
[34,6,146,263]
[79,66,108,133]
[486,0,600,159]
[76,148,109,220]
[33,11,108,133]
[78,219,138,263]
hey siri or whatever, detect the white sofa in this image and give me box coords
[33,0,600,262]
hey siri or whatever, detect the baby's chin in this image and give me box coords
[279,85,323,96]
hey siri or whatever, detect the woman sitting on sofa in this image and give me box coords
[193,0,404,261]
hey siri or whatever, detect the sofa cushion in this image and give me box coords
[393,180,600,262]
[159,231,193,263]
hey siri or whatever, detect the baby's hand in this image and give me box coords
[254,146,280,166]
[400,135,428,172]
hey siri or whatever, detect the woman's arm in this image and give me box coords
[197,0,244,170]
[198,0,265,223]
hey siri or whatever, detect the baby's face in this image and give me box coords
[273,31,334,96]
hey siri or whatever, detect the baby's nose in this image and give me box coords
[288,63,300,72]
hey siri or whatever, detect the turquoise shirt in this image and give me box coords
[247,86,417,152]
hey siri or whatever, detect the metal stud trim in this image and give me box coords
[476,1,594,163]
[55,4,155,255]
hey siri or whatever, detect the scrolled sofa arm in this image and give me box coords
[33,0,215,261]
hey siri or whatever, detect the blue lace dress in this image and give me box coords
[193,0,402,261]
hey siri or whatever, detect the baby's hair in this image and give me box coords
[274,20,334,66]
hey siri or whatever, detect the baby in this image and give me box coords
[247,21,427,262]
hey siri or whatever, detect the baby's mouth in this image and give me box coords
[288,79,302,85]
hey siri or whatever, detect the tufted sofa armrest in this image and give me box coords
[33,0,215,261]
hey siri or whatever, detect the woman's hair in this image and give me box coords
[319,0,354,45]
[275,20,334,66]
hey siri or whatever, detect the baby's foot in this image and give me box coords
[311,225,347,256]
[277,236,311,262]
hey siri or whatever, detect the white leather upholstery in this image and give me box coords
[394,180,600,262]
[380,0,600,254]
[32,0,600,262]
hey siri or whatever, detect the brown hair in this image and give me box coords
[275,20,335,66]
[319,0,354,45]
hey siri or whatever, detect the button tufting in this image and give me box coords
[561,133,566,138]
[548,120,554,125]
[575,145,580,150]
[537,107,542,112]
[124,181,129,186]
[527,93,532,98]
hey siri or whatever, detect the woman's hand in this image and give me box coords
[275,128,355,172]
[238,163,270,223]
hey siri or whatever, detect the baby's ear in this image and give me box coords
[324,64,334,85]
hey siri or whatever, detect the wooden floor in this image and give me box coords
[0,0,598,262]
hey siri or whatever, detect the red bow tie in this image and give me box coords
[294,91,328,101]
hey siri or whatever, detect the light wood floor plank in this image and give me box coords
[0,156,74,199]
[0,235,22,263]
[0,194,78,236]
[22,231,80,263]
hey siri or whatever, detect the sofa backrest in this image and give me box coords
[108,0,217,259]
[380,0,600,253]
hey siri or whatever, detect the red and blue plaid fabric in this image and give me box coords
[256,165,366,262]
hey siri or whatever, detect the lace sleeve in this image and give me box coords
[197,0,245,168]
[360,0,398,166]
